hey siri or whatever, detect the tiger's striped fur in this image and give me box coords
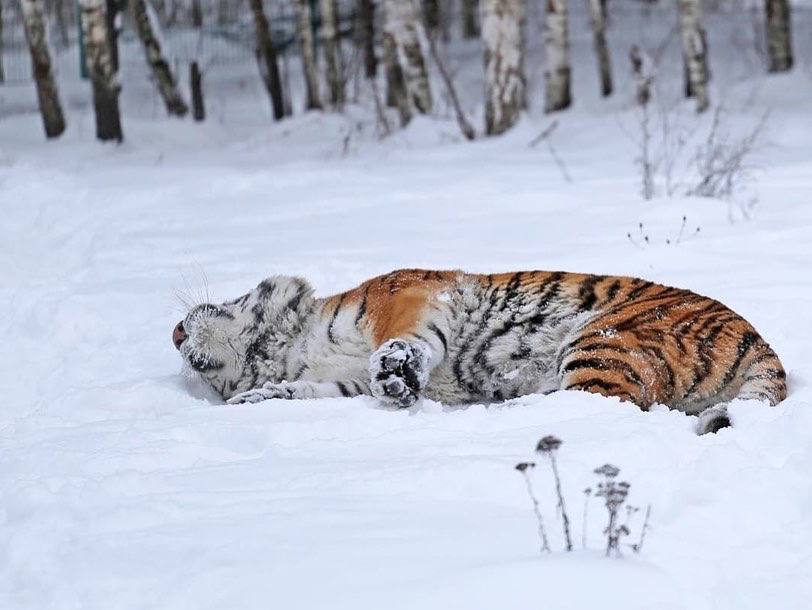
[175,269,786,429]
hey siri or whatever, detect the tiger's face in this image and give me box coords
[173,301,253,396]
[173,276,315,399]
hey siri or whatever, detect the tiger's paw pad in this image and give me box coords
[369,339,430,408]
[226,383,295,405]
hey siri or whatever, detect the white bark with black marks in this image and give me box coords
[320,0,345,109]
[481,0,525,135]
[383,31,412,125]
[250,0,285,120]
[383,0,433,115]
[80,0,124,141]
[678,0,709,113]
[295,0,323,110]
[129,0,188,117]
[587,0,612,97]
[765,0,792,72]
[544,0,571,113]
[20,0,66,138]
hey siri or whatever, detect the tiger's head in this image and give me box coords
[173,276,315,399]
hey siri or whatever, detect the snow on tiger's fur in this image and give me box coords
[174,269,786,434]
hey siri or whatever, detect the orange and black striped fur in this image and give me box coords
[174,269,786,433]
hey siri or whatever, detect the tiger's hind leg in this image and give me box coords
[557,340,664,410]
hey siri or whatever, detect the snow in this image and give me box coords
[2,4,812,610]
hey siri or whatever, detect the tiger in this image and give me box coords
[172,269,786,434]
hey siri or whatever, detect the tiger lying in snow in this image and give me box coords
[173,269,786,434]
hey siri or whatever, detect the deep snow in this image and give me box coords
[2,4,812,609]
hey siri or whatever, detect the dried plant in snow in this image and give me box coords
[536,435,572,551]
[685,106,768,202]
[515,462,551,554]
[594,464,631,557]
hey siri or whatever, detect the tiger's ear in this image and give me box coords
[256,275,314,314]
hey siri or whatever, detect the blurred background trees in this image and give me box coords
[0,0,800,142]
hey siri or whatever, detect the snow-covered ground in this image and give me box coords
[2,5,812,610]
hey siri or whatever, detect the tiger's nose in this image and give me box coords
[173,321,187,350]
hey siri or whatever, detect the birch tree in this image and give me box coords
[678,0,709,113]
[481,0,525,135]
[0,2,6,83]
[357,0,377,79]
[250,0,285,120]
[80,0,123,141]
[544,0,571,113]
[383,31,411,125]
[129,0,188,116]
[20,0,66,138]
[765,0,792,72]
[462,0,480,38]
[383,0,432,115]
[587,0,612,97]
[320,0,345,108]
[295,0,323,110]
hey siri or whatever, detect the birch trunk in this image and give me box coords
[544,0,571,113]
[129,0,188,116]
[587,0,612,97]
[357,0,377,79]
[20,0,66,138]
[678,0,709,113]
[765,0,792,72]
[80,0,123,141]
[462,0,480,38]
[250,0,285,120]
[295,0,323,110]
[0,2,5,83]
[320,0,345,108]
[383,31,412,125]
[383,0,432,114]
[190,61,205,121]
[481,0,525,135]
[53,0,71,47]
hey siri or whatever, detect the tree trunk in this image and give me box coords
[383,0,432,114]
[295,0,323,110]
[462,0,480,38]
[357,0,377,79]
[53,0,71,47]
[587,0,612,97]
[190,61,205,121]
[129,0,188,116]
[544,0,571,113]
[320,0,345,108]
[423,0,440,37]
[191,0,202,28]
[765,0,792,72]
[250,0,285,120]
[678,0,709,112]
[80,0,123,141]
[106,0,121,71]
[383,31,411,125]
[0,2,5,83]
[20,0,67,138]
[482,0,525,135]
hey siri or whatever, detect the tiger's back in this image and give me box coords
[346,269,787,411]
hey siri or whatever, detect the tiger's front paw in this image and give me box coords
[226,382,295,405]
[369,339,430,408]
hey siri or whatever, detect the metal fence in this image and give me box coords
[0,0,356,84]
